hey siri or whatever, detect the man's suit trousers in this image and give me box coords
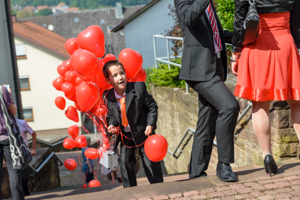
[186,59,240,179]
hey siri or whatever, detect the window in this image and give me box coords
[15,44,27,59]
[23,108,34,122]
[19,76,30,91]
[100,19,105,24]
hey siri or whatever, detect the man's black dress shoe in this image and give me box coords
[216,162,236,182]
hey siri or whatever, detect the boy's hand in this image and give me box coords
[108,125,117,134]
[145,126,154,136]
[31,149,36,155]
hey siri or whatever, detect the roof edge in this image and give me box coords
[14,32,69,59]
[111,0,160,32]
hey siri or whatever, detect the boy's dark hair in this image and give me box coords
[103,60,125,79]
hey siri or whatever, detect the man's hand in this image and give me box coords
[107,125,117,134]
[144,126,154,136]
[31,149,36,155]
[3,160,7,168]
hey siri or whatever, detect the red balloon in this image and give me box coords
[98,105,108,116]
[65,71,77,85]
[65,38,79,55]
[75,76,84,86]
[66,92,76,102]
[52,76,65,91]
[96,59,112,90]
[130,68,147,82]
[76,135,87,148]
[57,64,69,76]
[65,106,79,122]
[74,102,81,111]
[118,48,143,79]
[84,148,98,160]
[89,180,101,188]
[55,96,66,110]
[63,138,77,149]
[63,59,74,71]
[77,25,105,57]
[61,82,75,96]
[82,184,87,188]
[68,125,79,139]
[76,82,100,112]
[144,135,168,162]
[64,159,77,170]
[103,54,116,64]
[70,49,99,80]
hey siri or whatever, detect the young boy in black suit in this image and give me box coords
[103,60,164,188]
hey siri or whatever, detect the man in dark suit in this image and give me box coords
[174,0,240,182]
[103,60,163,187]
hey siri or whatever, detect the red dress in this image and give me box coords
[234,12,300,101]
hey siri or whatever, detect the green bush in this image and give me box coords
[216,0,235,32]
[146,58,185,89]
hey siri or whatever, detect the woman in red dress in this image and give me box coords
[231,0,300,175]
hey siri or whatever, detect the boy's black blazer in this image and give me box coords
[103,82,158,149]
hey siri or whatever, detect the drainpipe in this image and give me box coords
[0,0,23,118]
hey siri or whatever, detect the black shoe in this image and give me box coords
[264,154,278,177]
[216,162,236,182]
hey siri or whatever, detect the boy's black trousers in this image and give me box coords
[118,137,164,188]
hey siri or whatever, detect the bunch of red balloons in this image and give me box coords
[55,25,149,188]
[53,25,147,120]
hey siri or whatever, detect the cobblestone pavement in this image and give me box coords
[26,160,300,200]
[56,151,147,187]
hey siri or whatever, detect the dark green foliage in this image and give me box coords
[216,0,235,32]
[35,8,53,16]
[11,0,152,9]
[145,59,185,89]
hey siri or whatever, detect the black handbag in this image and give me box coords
[242,0,260,45]
[0,87,32,170]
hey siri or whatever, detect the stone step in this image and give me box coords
[24,160,300,200]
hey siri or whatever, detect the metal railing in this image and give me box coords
[27,152,63,176]
[167,102,252,157]
[153,35,189,93]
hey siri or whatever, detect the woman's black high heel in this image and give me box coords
[264,154,278,177]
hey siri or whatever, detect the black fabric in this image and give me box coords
[104,82,158,150]
[118,141,163,188]
[20,169,30,196]
[185,60,240,179]
[232,0,300,52]
[85,172,94,184]
[174,0,228,82]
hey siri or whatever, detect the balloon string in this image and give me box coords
[77,147,82,166]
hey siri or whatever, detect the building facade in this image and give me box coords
[13,20,81,134]
[112,0,175,68]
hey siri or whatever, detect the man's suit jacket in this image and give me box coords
[104,82,158,150]
[174,0,228,81]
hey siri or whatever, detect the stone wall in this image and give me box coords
[1,148,60,199]
[150,75,299,175]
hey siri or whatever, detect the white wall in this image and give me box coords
[123,0,175,68]
[15,37,81,131]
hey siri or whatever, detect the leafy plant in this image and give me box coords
[216,0,235,32]
[146,58,185,89]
